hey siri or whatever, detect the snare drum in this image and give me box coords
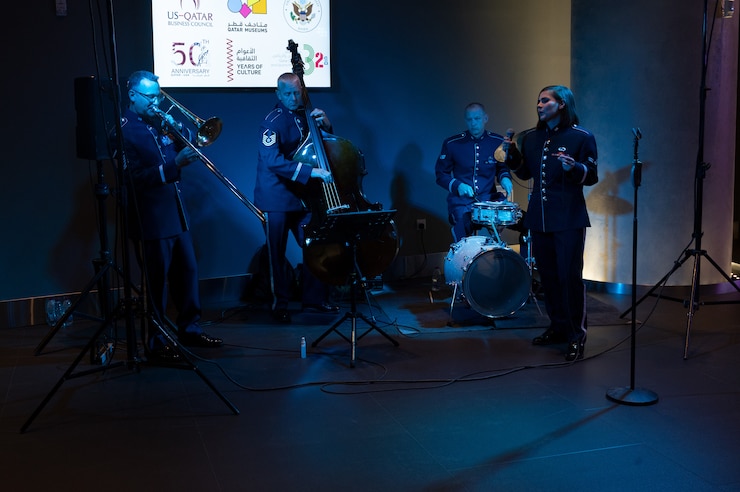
[443,236,530,318]
[471,201,522,227]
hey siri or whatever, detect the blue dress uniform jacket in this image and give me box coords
[254,102,315,212]
[435,130,511,208]
[121,108,191,241]
[435,130,512,240]
[508,124,598,233]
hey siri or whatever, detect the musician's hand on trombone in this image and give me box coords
[157,110,184,133]
[309,108,331,131]
[310,167,334,183]
[175,147,200,168]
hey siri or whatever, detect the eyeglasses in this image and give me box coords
[132,89,162,104]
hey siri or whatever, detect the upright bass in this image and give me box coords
[287,40,398,286]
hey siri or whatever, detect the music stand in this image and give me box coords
[310,210,399,367]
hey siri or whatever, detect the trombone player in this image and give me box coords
[120,70,223,362]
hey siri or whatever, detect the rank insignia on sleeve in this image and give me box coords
[262,130,277,146]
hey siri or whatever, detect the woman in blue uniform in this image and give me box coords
[505,85,598,361]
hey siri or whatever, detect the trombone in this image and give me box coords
[153,91,265,223]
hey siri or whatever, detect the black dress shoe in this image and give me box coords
[302,302,340,313]
[532,328,567,346]
[148,344,182,363]
[272,308,291,323]
[565,338,586,361]
[179,332,223,348]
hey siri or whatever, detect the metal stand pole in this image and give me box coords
[607,128,658,406]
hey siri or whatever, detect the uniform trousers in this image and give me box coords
[530,227,588,343]
[264,211,329,311]
[139,230,202,343]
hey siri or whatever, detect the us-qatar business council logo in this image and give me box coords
[283,0,323,32]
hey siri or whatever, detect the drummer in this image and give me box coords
[435,102,514,242]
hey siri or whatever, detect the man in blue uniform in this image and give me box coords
[435,102,514,242]
[121,70,223,361]
[254,72,339,323]
[505,85,598,361]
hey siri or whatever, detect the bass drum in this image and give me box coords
[443,236,531,318]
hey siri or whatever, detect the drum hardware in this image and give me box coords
[501,202,541,313]
[521,229,542,314]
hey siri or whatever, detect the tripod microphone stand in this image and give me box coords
[34,157,119,356]
[309,210,400,368]
[23,95,144,432]
[619,0,740,359]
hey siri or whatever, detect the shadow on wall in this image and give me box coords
[178,162,265,276]
[47,168,118,296]
[389,142,451,259]
[586,162,638,282]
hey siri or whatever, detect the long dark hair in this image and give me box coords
[536,85,580,130]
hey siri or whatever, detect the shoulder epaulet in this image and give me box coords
[265,107,283,123]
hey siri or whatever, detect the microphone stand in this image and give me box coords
[606,128,658,406]
[618,0,740,359]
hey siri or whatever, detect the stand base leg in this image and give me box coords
[606,386,659,406]
[149,317,240,415]
[312,310,398,368]
[22,302,238,433]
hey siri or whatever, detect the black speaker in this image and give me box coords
[74,76,122,160]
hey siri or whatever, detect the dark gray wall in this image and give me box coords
[1,1,570,301]
[573,0,737,285]
[2,1,737,303]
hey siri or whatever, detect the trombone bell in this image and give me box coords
[196,116,223,147]
[159,89,223,147]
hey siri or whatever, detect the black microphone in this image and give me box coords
[504,128,515,150]
[495,128,516,162]
[503,128,515,157]
[632,127,642,140]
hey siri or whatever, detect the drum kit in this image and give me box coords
[443,200,535,319]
